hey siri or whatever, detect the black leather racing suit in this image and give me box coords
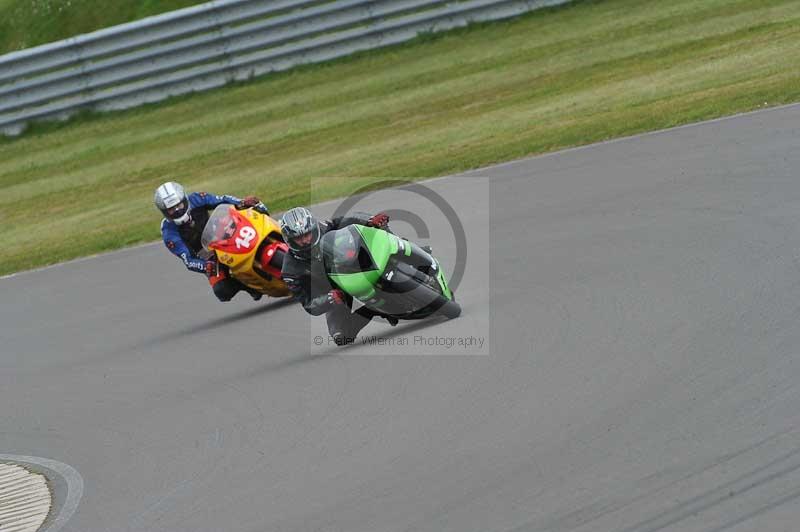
[280,213,384,345]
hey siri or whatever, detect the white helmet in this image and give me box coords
[154,182,191,225]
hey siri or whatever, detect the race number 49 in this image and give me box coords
[235,226,257,249]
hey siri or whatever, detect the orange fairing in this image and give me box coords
[208,208,258,255]
[200,204,291,298]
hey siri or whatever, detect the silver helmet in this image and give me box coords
[154,182,191,225]
[280,207,321,254]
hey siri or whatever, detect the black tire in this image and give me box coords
[387,261,460,319]
[436,298,461,319]
[421,272,459,318]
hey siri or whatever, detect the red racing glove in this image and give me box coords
[205,259,219,278]
[368,213,390,229]
[327,289,346,306]
[238,195,261,209]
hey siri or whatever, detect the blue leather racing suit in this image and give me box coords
[160,192,244,273]
[161,192,267,302]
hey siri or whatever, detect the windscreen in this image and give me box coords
[201,204,239,251]
[321,226,376,275]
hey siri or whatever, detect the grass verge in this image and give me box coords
[2,0,800,275]
[0,0,206,53]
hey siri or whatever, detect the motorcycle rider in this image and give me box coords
[279,206,396,346]
[154,181,266,302]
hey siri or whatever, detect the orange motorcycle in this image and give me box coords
[200,204,291,298]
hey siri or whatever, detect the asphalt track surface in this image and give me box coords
[3,103,800,532]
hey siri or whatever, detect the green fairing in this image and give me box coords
[329,271,378,299]
[358,225,398,269]
[328,225,398,299]
[436,266,453,300]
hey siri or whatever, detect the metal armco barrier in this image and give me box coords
[0,0,571,136]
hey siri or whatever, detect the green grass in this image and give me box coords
[0,0,206,53]
[2,0,800,275]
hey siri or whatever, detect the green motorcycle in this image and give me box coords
[321,225,461,321]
